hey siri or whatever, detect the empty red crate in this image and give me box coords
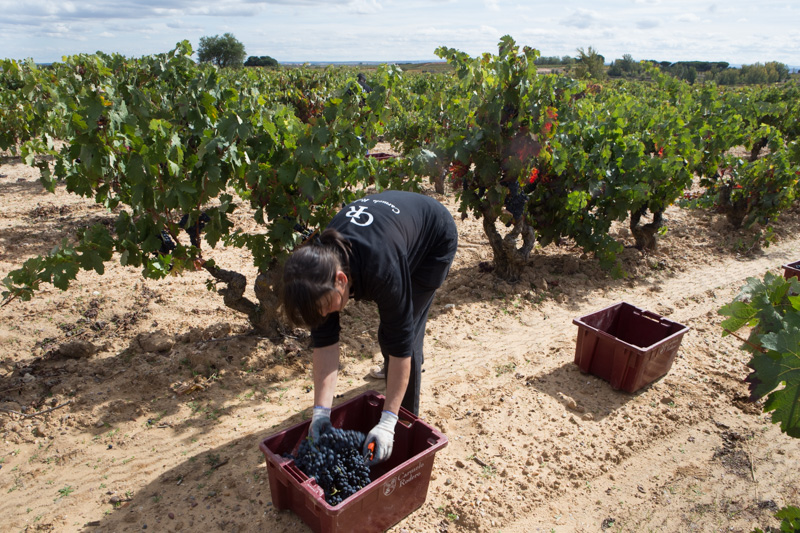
[366,152,399,161]
[783,261,800,280]
[573,302,689,393]
[259,390,447,533]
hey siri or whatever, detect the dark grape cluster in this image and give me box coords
[504,179,528,222]
[154,211,210,257]
[157,230,176,255]
[291,220,317,244]
[286,428,372,506]
[178,212,210,247]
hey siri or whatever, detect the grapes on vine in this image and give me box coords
[503,179,527,222]
[157,231,177,255]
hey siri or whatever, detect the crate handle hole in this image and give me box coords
[639,310,666,324]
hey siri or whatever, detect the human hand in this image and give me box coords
[310,406,332,441]
[363,410,398,466]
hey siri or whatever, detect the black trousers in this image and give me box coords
[385,214,458,416]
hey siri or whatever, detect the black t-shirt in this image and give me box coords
[311,191,454,357]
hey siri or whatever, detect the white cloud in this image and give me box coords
[42,22,84,39]
[561,9,601,29]
[350,0,383,14]
[485,0,500,11]
[61,2,79,14]
[677,13,701,23]
[636,19,659,29]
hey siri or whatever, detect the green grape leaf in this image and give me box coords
[719,300,758,334]
[723,272,800,438]
[746,319,800,438]
[78,248,107,275]
[775,505,800,532]
[41,257,81,291]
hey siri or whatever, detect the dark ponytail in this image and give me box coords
[282,228,351,329]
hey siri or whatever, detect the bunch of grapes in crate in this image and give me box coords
[286,428,372,505]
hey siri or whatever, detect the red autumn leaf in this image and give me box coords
[450,161,468,180]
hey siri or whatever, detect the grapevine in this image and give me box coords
[720,272,800,532]
[2,37,799,313]
[719,272,800,437]
[2,43,406,332]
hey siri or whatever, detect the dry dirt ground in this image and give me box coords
[1,148,800,533]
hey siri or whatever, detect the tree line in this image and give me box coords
[607,53,791,85]
[193,33,792,87]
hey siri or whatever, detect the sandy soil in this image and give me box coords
[1,147,800,533]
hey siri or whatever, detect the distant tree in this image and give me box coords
[535,55,561,65]
[715,68,741,85]
[244,55,279,68]
[574,46,606,80]
[741,62,790,84]
[671,61,717,73]
[706,61,789,86]
[768,61,790,81]
[197,33,246,69]
[619,54,640,74]
[608,54,642,78]
[674,65,700,82]
[534,55,575,66]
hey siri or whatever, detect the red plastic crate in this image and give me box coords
[259,391,448,533]
[782,260,800,280]
[573,302,689,393]
[366,152,399,161]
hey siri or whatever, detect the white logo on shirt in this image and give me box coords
[346,205,374,227]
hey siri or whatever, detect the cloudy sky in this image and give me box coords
[1,0,797,66]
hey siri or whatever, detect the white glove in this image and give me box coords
[363,410,398,466]
[310,406,332,441]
